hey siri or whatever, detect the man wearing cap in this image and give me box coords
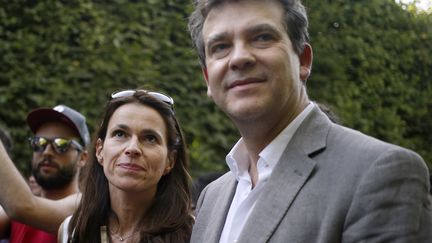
[0,104,89,243]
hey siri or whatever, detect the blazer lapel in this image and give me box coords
[238,106,331,242]
[200,174,238,243]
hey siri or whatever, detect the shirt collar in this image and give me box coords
[226,103,315,180]
[260,102,314,168]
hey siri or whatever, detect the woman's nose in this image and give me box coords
[124,136,142,157]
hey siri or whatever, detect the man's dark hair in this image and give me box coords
[188,0,310,68]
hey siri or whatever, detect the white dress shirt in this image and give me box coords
[219,103,314,243]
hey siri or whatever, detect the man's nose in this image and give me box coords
[41,143,55,156]
[229,43,256,70]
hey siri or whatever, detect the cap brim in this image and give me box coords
[26,108,81,138]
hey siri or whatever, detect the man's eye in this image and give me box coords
[211,43,230,54]
[255,33,274,42]
[37,138,48,146]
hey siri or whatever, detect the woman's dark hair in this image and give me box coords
[68,90,193,242]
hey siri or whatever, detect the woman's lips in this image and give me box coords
[118,163,145,171]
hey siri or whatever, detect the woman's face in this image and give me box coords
[96,103,174,196]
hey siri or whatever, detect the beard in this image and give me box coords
[32,158,78,190]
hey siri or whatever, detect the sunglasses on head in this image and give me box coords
[29,136,83,154]
[111,90,174,107]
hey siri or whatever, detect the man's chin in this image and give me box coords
[34,178,70,190]
[38,166,59,174]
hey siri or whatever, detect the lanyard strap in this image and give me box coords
[100,225,109,243]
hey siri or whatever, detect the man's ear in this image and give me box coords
[95,138,104,166]
[202,68,212,98]
[299,43,313,82]
[78,150,88,168]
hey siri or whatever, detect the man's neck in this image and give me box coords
[239,102,309,158]
[42,181,79,200]
[240,100,311,187]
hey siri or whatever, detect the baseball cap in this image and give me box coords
[26,104,90,146]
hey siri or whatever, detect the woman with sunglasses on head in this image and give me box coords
[58,89,193,243]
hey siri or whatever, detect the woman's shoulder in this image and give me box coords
[58,215,73,243]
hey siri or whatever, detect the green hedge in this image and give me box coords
[0,0,430,178]
[306,0,432,168]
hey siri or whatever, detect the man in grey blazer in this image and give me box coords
[188,0,432,242]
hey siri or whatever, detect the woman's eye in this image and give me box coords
[112,130,125,138]
[144,134,157,144]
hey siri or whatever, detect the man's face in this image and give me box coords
[31,121,82,190]
[202,0,312,125]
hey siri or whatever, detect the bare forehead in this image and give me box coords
[109,103,166,130]
[111,103,162,120]
[202,0,285,40]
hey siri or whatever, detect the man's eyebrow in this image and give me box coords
[205,23,281,50]
[246,23,280,36]
[206,32,229,49]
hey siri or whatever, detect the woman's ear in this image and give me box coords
[95,138,104,165]
[163,150,177,175]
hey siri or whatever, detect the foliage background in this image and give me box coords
[0,0,431,178]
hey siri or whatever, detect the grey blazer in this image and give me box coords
[191,106,432,243]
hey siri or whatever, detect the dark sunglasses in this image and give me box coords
[28,136,83,154]
[111,90,174,107]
